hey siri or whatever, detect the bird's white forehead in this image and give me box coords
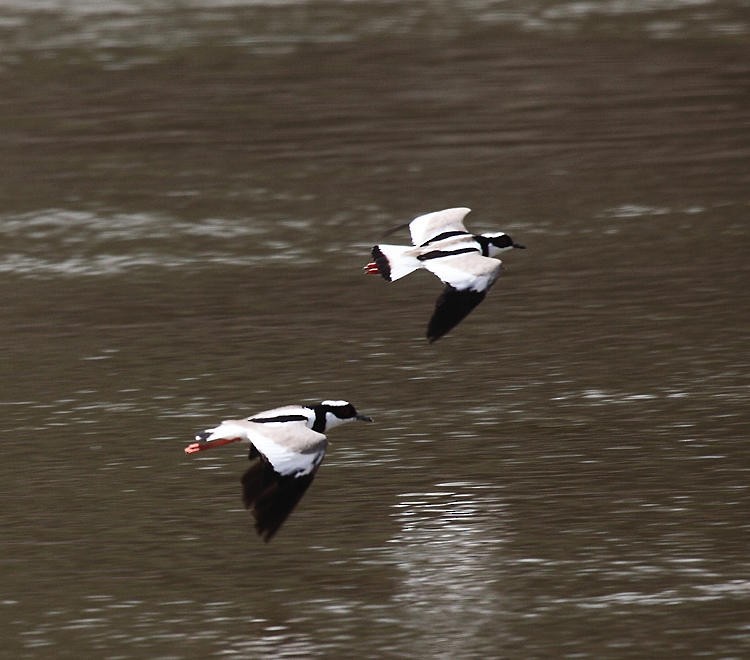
[321,399,350,407]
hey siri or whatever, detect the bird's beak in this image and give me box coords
[513,242,526,249]
[184,437,241,454]
[356,414,374,422]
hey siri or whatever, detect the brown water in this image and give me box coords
[1,1,749,658]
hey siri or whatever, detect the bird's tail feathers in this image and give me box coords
[194,420,244,443]
[366,244,422,282]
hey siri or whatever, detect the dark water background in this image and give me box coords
[1,1,749,657]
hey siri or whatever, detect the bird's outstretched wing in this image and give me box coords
[409,207,472,246]
[421,253,503,342]
[421,252,502,292]
[241,455,318,542]
[240,423,327,542]
[427,286,487,343]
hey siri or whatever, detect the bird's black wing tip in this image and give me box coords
[255,520,278,543]
[381,221,411,239]
[242,460,316,543]
[426,285,487,343]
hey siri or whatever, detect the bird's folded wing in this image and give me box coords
[421,253,502,292]
[409,207,472,246]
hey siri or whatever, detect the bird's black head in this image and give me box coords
[478,232,525,256]
[490,233,525,250]
[312,400,373,432]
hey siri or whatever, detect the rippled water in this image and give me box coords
[1,1,749,658]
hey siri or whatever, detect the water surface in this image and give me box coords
[1,1,749,658]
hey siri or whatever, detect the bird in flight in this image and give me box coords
[364,207,525,342]
[185,400,373,542]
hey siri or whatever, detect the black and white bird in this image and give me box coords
[364,207,525,342]
[184,400,373,542]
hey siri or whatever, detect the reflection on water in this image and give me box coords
[0,0,748,57]
[2,0,749,658]
[0,209,299,276]
[388,483,508,657]
[16,594,314,657]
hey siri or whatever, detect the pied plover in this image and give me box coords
[364,207,525,342]
[185,400,373,542]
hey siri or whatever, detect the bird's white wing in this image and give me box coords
[246,404,313,422]
[241,420,327,477]
[421,252,502,292]
[409,207,472,246]
[238,421,328,542]
[421,254,503,342]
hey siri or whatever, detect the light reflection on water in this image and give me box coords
[558,578,750,609]
[0,0,747,58]
[72,481,511,658]
[0,209,312,276]
[386,483,508,657]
